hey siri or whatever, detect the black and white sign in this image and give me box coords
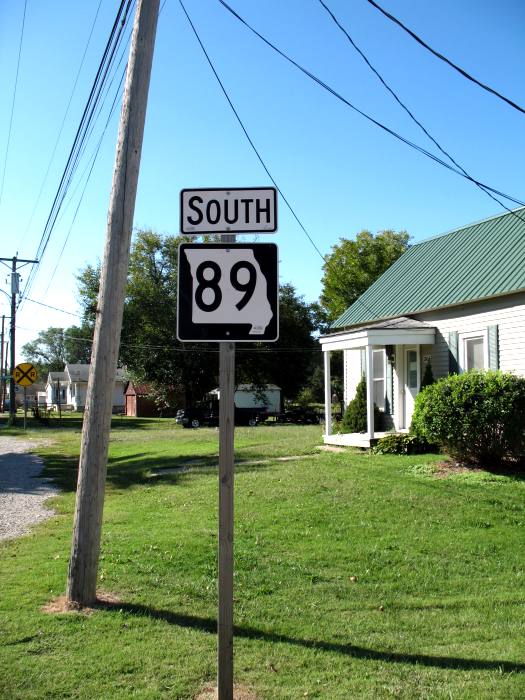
[177,243,278,342]
[180,187,277,234]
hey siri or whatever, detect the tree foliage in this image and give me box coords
[73,229,319,406]
[22,325,92,376]
[320,229,410,321]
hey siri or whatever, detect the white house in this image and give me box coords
[45,371,67,407]
[45,364,127,412]
[320,207,525,447]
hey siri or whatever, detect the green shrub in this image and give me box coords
[341,375,380,432]
[421,359,435,388]
[411,370,525,467]
[372,433,435,455]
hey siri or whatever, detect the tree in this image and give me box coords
[236,283,319,405]
[22,325,92,376]
[320,229,410,321]
[76,231,320,406]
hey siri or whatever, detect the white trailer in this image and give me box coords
[210,384,281,415]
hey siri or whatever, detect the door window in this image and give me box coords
[407,350,418,389]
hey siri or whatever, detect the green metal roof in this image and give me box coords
[332,207,525,329]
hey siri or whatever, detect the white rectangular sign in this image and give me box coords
[180,187,277,234]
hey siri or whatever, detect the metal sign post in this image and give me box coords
[179,191,278,700]
[13,363,38,429]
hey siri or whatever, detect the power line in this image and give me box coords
[317,0,525,223]
[178,0,326,262]
[43,69,127,295]
[0,0,28,212]
[217,0,524,208]
[20,0,135,305]
[23,298,82,317]
[21,0,104,249]
[365,0,525,116]
[180,0,418,326]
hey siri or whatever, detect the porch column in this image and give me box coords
[365,344,374,439]
[323,350,332,436]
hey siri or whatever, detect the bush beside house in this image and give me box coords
[341,375,381,432]
[411,370,525,468]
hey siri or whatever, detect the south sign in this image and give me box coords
[180,187,277,234]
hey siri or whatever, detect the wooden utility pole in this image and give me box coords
[0,256,38,423]
[66,0,160,606]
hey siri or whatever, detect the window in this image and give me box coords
[372,349,385,410]
[465,337,484,370]
[460,331,488,372]
[406,350,418,389]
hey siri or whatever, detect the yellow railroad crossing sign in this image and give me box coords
[14,363,38,387]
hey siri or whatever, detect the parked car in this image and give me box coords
[176,402,262,428]
[277,407,321,425]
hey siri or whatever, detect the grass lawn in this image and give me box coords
[1,416,524,699]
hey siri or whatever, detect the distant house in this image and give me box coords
[319,208,525,447]
[46,364,126,412]
[45,372,67,408]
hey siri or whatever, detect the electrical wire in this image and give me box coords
[43,69,127,295]
[365,0,525,116]
[179,0,417,326]
[23,298,82,317]
[178,0,326,262]
[217,0,524,208]
[20,0,104,249]
[317,0,525,223]
[20,0,135,306]
[0,0,28,212]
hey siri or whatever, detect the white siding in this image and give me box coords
[413,292,525,378]
[112,383,125,409]
[343,348,362,408]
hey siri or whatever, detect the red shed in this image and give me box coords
[124,382,158,417]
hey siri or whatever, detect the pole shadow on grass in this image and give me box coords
[96,600,524,675]
[41,451,277,492]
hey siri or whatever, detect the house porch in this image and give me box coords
[320,318,436,447]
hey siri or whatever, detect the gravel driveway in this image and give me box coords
[0,436,59,541]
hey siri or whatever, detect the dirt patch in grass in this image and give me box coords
[316,445,347,453]
[42,590,121,616]
[433,460,481,478]
[194,685,258,700]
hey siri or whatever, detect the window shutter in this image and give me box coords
[487,325,499,370]
[448,331,459,374]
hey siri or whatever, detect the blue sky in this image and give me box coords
[0,0,524,363]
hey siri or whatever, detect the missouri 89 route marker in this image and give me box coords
[177,243,278,342]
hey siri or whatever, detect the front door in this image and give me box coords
[404,347,420,428]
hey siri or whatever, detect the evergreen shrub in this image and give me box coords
[372,433,435,455]
[341,375,380,432]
